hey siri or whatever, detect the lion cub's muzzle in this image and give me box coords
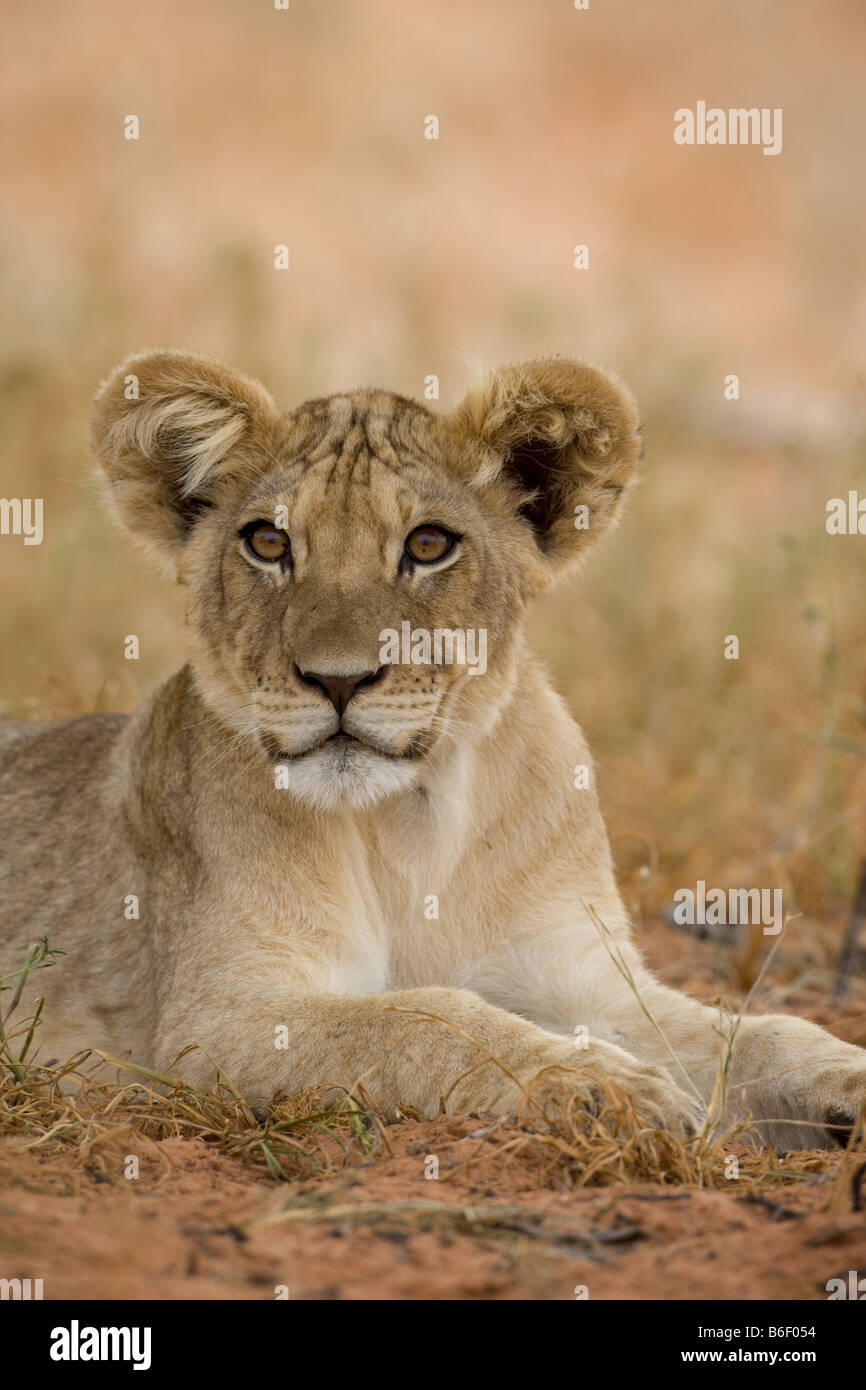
[255,662,439,765]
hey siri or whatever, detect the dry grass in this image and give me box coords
[0,1057,385,1193]
[3,943,861,1204]
[0,942,386,1189]
[0,1039,846,1201]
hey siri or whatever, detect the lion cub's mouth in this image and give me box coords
[261,731,357,762]
[261,731,420,764]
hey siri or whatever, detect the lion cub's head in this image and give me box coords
[93,350,640,810]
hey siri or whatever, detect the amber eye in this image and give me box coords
[404,524,457,565]
[242,521,291,564]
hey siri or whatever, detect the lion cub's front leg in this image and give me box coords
[152,984,701,1132]
[486,925,866,1149]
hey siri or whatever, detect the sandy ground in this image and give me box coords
[1,1119,864,1302]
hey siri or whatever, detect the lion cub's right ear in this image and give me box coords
[92,349,280,573]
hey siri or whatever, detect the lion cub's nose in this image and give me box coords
[295,666,385,718]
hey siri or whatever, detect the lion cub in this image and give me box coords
[1,350,863,1149]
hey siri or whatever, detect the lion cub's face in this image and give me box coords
[187,390,526,811]
[93,351,641,811]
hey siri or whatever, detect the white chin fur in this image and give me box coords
[278,741,418,811]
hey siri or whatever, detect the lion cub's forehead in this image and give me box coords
[243,389,467,527]
[289,390,447,478]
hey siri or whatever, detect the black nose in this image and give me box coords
[295,666,385,717]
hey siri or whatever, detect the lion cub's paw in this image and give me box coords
[517,1053,704,1139]
[815,1062,866,1148]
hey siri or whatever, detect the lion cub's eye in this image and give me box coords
[404,524,457,565]
[241,520,291,564]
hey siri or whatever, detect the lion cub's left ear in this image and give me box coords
[451,358,641,574]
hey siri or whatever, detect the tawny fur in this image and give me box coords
[1,350,863,1150]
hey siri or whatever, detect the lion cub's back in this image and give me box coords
[0,712,130,955]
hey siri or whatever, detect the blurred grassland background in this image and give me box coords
[1,0,865,959]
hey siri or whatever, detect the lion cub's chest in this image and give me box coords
[356,786,491,989]
[207,788,490,994]
[370,852,485,989]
